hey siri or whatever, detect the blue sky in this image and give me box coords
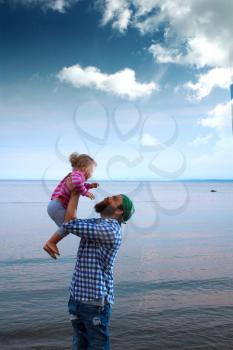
[1,0,233,180]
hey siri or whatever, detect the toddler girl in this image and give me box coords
[47,152,99,228]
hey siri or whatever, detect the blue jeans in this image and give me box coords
[68,297,112,350]
[47,199,65,227]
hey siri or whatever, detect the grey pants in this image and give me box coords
[47,199,66,227]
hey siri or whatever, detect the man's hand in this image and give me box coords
[90,182,99,189]
[43,241,60,260]
[66,175,78,193]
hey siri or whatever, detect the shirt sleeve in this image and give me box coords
[71,172,88,196]
[84,183,91,190]
[61,218,117,246]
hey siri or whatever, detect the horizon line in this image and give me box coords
[0,178,233,182]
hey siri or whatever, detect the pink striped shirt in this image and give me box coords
[51,170,91,208]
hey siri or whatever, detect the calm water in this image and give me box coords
[0,180,233,349]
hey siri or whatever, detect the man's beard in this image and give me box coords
[94,200,116,217]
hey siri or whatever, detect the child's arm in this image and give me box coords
[71,172,97,200]
[71,171,89,196]
[43,191,80,259]
[85,182,99,189]
[83,182,99,200]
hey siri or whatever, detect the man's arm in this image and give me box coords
[64,192,80,222]
[43,192,80,259]
[61,188,116,246]
[62,218,117,247]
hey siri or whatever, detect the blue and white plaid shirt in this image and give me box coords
[61,217,122,305]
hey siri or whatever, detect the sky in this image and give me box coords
[1,0,233,180]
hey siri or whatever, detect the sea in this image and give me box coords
[0,180,233,350]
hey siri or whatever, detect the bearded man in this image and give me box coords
[43,189,135,350]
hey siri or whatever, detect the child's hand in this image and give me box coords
[87,192,95,200]
[43,241,60,259]
[90,182,99,188]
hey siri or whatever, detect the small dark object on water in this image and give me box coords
[210,189,217,192]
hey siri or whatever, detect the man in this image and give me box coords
[43,189,135,350]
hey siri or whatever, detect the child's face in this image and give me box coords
[84,164,95,180]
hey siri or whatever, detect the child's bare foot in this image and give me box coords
[43,241,60,259]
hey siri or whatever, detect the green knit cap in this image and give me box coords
[121,194,135,223]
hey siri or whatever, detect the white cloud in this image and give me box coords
[9,0,78,13]
[99,0,233,69]
[185,37,228,69]
[189,134,213,146]
[140,132,160,146]
[149,37,229,69]
[49,0,70,12]
[101,0,131,33]
[199,101,232,130]
[190,132,233,178]
[149,44,182,64]
[57,64,158,100]
[183,68,232,101]
[187,98,233,178]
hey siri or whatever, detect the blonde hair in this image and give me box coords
[69,152,97,170]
